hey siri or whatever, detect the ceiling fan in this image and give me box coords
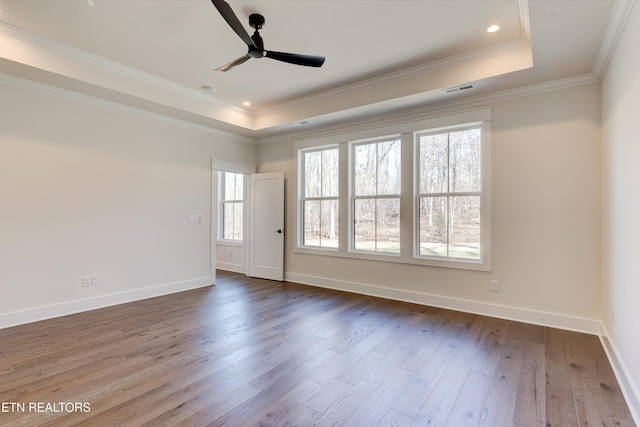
[211,0,326,72]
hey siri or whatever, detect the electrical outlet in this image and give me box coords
[91,274,100,286]
[610,309,615,323]
[82,275,91,287]
[188,214,204,224]
[490,280,500,292]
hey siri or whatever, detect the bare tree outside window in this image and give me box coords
[301,147,339,248]
[418,127,481,259]
[220,171,244,241]
[353,138,401,253]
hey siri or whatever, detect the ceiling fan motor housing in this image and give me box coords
[248,14,265,57]
[249,13,265,29]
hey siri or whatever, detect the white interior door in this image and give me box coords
[248,172,284,281]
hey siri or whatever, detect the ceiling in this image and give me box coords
[0,0,624,139]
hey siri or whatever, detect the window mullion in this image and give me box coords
[339,142,349,253]
[447,195,451,258]
[374,145,378,252]
[417,191,480,198]
[353,194,399,200]
[446,132,451,257]
[232,202,237,240]
[400,132,413,259]
[319,153,324,247]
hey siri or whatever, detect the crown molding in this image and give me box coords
[0,0,533,134]
[258,73,598,144]
[1,56,597,147]
[518,0,532,42]
[0,20,248,114]
[259,0,532,118]
[0,0,601,142]
[259,38,531,119]
[592,0,636,80]
[0,72,256,144]
[472,73,599,103]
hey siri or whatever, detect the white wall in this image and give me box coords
[601,2,640,419]
[216,242,246,273]
[0,76,255,326]
[258,83,602,333]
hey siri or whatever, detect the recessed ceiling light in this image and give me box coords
[487,25,500,33]
[243,101,251,106]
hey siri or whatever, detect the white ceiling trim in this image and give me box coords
[592,0,636,80]
[0,71,256,144]
[518,0,532,42]
[258,37,532,117]
[0,20,257,133]
[0,0,614,140]
[253,1,533,130]
[254,43,533,130]
[0,0,533,134]
[0,20,245,112]
[258,73,598,145]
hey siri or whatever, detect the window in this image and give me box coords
[295,108,490,271]
[352,137,401,254]
[416,126,482,260]
[220,171,244,241]
[300,146,339,248]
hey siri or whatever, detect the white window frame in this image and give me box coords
[349,136,402,256]
[294,107,491,272]
[414,122,488,267]
[297,144,340,251]
[218,171,246,243]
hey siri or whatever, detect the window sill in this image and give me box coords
[216,240,244,247]
[294,246,490,272]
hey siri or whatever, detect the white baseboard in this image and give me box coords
[0,276,212,330]
[285,272,601,335]
[215,262,246,274]
[599,324,640,424]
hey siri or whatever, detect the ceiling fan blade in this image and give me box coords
[216,54,251,72]
[211,0,256,49]
[265,51,325,68]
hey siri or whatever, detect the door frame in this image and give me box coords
[210,159,256,284]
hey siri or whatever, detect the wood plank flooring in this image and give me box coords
[0,270,635,426]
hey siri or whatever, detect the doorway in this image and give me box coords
[211,160,284,282]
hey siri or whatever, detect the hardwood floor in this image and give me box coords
[0,270,635,426]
